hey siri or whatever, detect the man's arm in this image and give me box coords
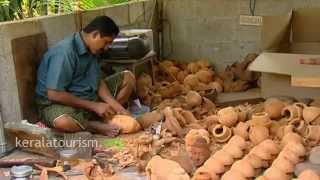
[98,80,130,115]
[48,89,115,117]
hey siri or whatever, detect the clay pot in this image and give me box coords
[176,70,189,83]
[195,69,214,83]
[212,124,232,143]
[181,110,198,124]
[249,126,269,145]
[283,141,306,157]
[223,143,244,159]
[111,115,141,134]
[272,155,295,173]
[249,112,272,128]
[244,153,265,169]
[145,155,190,180]
[289,118,307,136]
[211,150,234,166]
[303,106,320,124]
[264,167,292,180]
[298,170,320,180]
[200,97,216,115]
[173,108,188,127]
[279,149,300,164]
[230,159,256,177]
[184,74,200,89]
[185,91,202,108]
[264,98,286,119]
[233,122,250,140]
[203,115,219,130]
[228,135,247,150]
[193,166,219,180]
[163,107,184,137]
[187,62,200,74]
[235,105,249,122]
[281,132,303,147]
[203,159,226,174]
[250,146,273,160]
[305,126,320,146]
[259,139,280,155]
[157,81,183,98]
[217,107,239,127]
[137,111,163,129]
[221,170,247,180]
[281,103,303,122]
[167,66,180,78]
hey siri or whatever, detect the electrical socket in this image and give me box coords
[240,15,263,26]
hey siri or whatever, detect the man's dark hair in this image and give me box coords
[83,16,119,37]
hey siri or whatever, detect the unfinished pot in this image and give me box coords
[228,135,247,150]
[283,141,306,157]
[264,98,286,119]
[211,150,234,166]
[279,149,301,165]
[233,122,250,140]
[298,170,320,180]
[221,170,247,180]
[250,146,273,161]
[145,155,190,180]
[281,132,303,148]
[196,69,214,83]
[249,125,269,145]
[137,111,163,129]
[157,81,183,98]
[163,107,184,137]
[244,153,265,169]
[259,139,281,155]
[212,124,232,143]
[230,159,256,177]
[111,115,141,134]
[249,112,272,128]
[235,105,249,122]
[203,159,227,174]
[185,129,210,147]
[281,104,303,122]
[304,125,320,146]
[289,118,307,136]
[185,91,202,108]
[272,155,295,173]
[217,107,238,127]
[223,143,244,159]
[203,115,219,130]
[303,106,320,124]
[264,167,292,180]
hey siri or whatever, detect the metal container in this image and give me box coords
[10,165,33,180]
[59,149,78,166]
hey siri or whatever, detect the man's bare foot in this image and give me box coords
[87,121,120,137]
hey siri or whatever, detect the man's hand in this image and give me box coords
[93,102,116,118]
[110,102,131,115]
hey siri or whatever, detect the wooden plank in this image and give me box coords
[11,33,48,123]
[291,76,320,88]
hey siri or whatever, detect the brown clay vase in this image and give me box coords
[264,166,292,180]
[185,91,203,108]
[304,125,320,146]
[203,115,219,130]
[281,104,303,122]
[259,139,281,155]
[195,69,214,83]
[177,70,189,83]
[283,141,306,157]
[272,155,295,173]
[212,124,232,143]
[298,170,320,180]
[211,150,234,166]
[244,153,265,169]
[279,149,300,165]
[227,135,247,150]
[221,170,247,180]
[249,112,272,128]
[163,107,184,137]
[281,132,303,148]
[203,159,227,174]
[250,146,273,161]
[249,125,269,145]
[264,98,286,119]
[289,118,307,136]
[185,129,210,147]
[217,107,239,127]
[223,143,244,159]
[180,110,198,124]
[235,105,249,122]
[233,122,250,140]
[230,159,256,177]
[184,74,200,89]
[303,106,320,124]
[193,166,219,180]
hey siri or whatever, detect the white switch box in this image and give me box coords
[240,15,263,26]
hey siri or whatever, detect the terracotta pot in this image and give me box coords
[303,106,320,124]
[270,121,282,138]
[197,60,211,69]
[176,70,189,83]
[289,118,307,136]
[244,153,265,169]
[185,91,202,108]
[173,108,188,127]
[305,125,320,146]
[218,107,239,127]
[279,149,300,164]
[187,62,200,74]
[158,81,183,98]
[111,115,141,134]
[212,124,232,143]
[185,129,210,147]
[281,104,303,122]
[223,143,244,159]
[235,105,249,122]
[195,69,214,83]
[259,139,280,155]
[233,122,250,140]
[211,150,234,166]
[228,135,247,150]
[272,156,295,173]
[181,110,198,124]
[298,170,320,180]
[249,125,269,145]
[283,141,306,157]
[193,166,219,180]
[264,98,286,120]
[255,176,268,180]
[200,97,216,115]
[281,132,303,147]
[203,159,226,174]
[264,167,292,180]
[250,146,273,160]
[230,159,256,177]
[184,74,200,89]
[221,170,247,180]
[203,115,219,130]
[192,171,214,180]
[249,112,272,128]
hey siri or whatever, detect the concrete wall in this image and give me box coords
[0,0,157,122]
[163,0,320,71]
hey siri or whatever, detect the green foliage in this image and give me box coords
[102,138,126,151]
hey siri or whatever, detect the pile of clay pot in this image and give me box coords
[142,97,320,180]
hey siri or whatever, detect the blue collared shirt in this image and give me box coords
[36,32,101,101]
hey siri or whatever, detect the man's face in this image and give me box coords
[89,31,114,55]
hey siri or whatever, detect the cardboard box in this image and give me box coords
[249,8,320,99]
